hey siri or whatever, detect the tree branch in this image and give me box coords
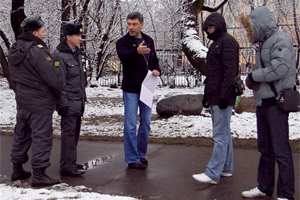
[202,0,228,12]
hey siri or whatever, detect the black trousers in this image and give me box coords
[256,105,295,200]
[60,115,81,171]
[11,106,53,169]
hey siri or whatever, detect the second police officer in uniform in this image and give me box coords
[53,23,86,176]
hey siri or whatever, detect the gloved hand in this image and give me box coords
[57,107,68,116]
[202,96,209,108]
[218,98,228,110]
[246,73,260,91]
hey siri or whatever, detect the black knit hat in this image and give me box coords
[62,23,83,36]
[21,15,44,33]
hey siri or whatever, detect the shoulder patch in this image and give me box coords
[54,61,60,67]
[37,44,43,48]
[45,55,52,62]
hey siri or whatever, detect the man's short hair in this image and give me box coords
[127,12,144,23]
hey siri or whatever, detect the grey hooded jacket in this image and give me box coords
[249,6,296,106]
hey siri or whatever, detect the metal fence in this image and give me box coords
[0,48,252,89]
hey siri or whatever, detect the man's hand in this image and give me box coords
[152,70,160,76]
[137,41,151,55]
[246,74,260,91]
[57,106,68,117]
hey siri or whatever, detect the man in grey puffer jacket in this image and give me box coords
[240,6,296,200]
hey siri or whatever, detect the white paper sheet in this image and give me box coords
[140,70,159,108]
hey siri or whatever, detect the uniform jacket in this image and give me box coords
[8,33,63,115]
[116,32,161,94]
[248,6,296,106]
[53,39,86,116]
[203,13,240,105]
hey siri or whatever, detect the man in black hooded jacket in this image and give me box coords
[192,13,239,184]
[9,15,62,187]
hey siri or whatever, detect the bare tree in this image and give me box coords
[0,0,26,91]
[180,0,228,75]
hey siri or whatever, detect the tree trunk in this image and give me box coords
[181,0,207,75]
[61,0,71,41]
[292,0,299,70]
[0,45,15,91]
[181,0,228,75]
[95,0,120,81]
[11,0,26,40]
[2,0,26,91]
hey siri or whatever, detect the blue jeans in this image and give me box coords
[256,105,294,200]
[205,105,233,182]
[123,91,152,163]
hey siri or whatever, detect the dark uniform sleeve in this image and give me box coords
[29,45,63,99]
[51,52,69,109]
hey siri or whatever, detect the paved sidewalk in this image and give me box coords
[0,135,299,200]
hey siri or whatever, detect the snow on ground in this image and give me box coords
[0,84,299,200]
[0,182,138,200]
[0,85,299,140]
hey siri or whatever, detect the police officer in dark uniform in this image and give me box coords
[53,23,86,176]
[9,15,63,187]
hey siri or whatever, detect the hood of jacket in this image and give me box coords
[9,33,47,66]
[203,12,227,40]
[248,6,278,43]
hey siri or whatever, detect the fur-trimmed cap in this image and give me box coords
[62,23,83,36]
[21,15,44,33]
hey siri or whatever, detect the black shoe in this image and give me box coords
[11,163,31,181]
[76,163,85,170]
[32,169,60,187]
[140,158,148,165]
[60,170,85,177]
[128,162,147,170]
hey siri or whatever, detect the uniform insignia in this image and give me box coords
[45,56,52,62]
[37,44,43,48]
[54,61,60,67]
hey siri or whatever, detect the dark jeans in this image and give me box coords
[256,105,295,200]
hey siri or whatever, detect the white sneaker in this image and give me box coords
[241,187,267,198]
[277,198,288,200]
[220,172,232,177]
[192,173,217,184]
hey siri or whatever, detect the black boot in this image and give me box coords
[31,168,60,187]
[11,163,31,181]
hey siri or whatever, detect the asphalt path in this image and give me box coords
[0,135,299,200]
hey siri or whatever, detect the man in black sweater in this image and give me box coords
[116,12,161,170]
